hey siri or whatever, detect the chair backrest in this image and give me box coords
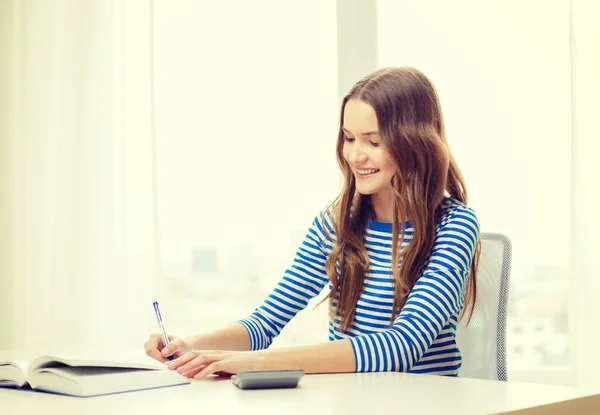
[456,232,512,381]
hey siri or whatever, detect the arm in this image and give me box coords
[348,205,480,372]
[187,323,251,351]
[180,211,332,352]
[236,212,334,349]
[160,212,333,366]
[256,205,480,373]
[172,205,478,377]
[150,322,253,362]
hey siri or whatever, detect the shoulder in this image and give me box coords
[428,198,480,270]
[308,201,338,244]
[436,197,480,238]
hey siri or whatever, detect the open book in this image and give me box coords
[0,355,190,397]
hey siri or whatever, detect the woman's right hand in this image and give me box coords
[144,333,193,363]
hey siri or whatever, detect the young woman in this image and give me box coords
[144,66,480,379]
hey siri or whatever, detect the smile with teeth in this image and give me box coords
[356,168,380,176]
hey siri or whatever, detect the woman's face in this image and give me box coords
[342,99,395,197]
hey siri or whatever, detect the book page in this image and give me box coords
[0,360,30,387]
[38,366,156,379]
[29,353,166,374]
[28,365,189,397]
[0,360,30,373]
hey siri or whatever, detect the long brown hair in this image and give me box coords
[321,67,479,332]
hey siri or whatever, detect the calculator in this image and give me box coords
[232,369,305,390]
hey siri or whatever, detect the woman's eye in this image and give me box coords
[370,141,380,147]
[344,136,355,142]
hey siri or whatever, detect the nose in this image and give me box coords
[348,142,368,165]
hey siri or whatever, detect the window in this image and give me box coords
[154,1,339,345]
[377,0,571,383]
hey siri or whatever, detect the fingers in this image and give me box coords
[161,337,187,359]
[165,349,238,379]
[144,333,169,363]
[169,351,219,373]
[167,351,199,369]
[181,365,206,379]
[195,361,234,380]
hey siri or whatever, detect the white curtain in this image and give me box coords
[0,0,158,355]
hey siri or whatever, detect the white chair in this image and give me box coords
[456,232,512,381]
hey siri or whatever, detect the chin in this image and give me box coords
[355,187,377,196]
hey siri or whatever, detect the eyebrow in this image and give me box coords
[341,127,379,137]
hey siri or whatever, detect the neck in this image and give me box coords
[370,187,395,223]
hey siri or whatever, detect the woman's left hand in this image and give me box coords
[166,349,275,379]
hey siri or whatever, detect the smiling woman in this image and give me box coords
[341,99,395,205]
[145,66,480,380]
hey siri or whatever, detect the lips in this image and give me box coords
[356,168,380,176]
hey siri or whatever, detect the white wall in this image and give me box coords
[570,0,600,391]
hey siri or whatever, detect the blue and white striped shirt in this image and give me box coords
[238,197,480,375]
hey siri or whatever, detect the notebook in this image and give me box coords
[0,354,190,397]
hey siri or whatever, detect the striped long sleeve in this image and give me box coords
[237,213,332,350]
[349,203,480,373]
[238,198,479,376]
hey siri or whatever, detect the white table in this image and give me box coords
[1,372,599,415]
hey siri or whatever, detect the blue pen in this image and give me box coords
[153,301,174,361]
